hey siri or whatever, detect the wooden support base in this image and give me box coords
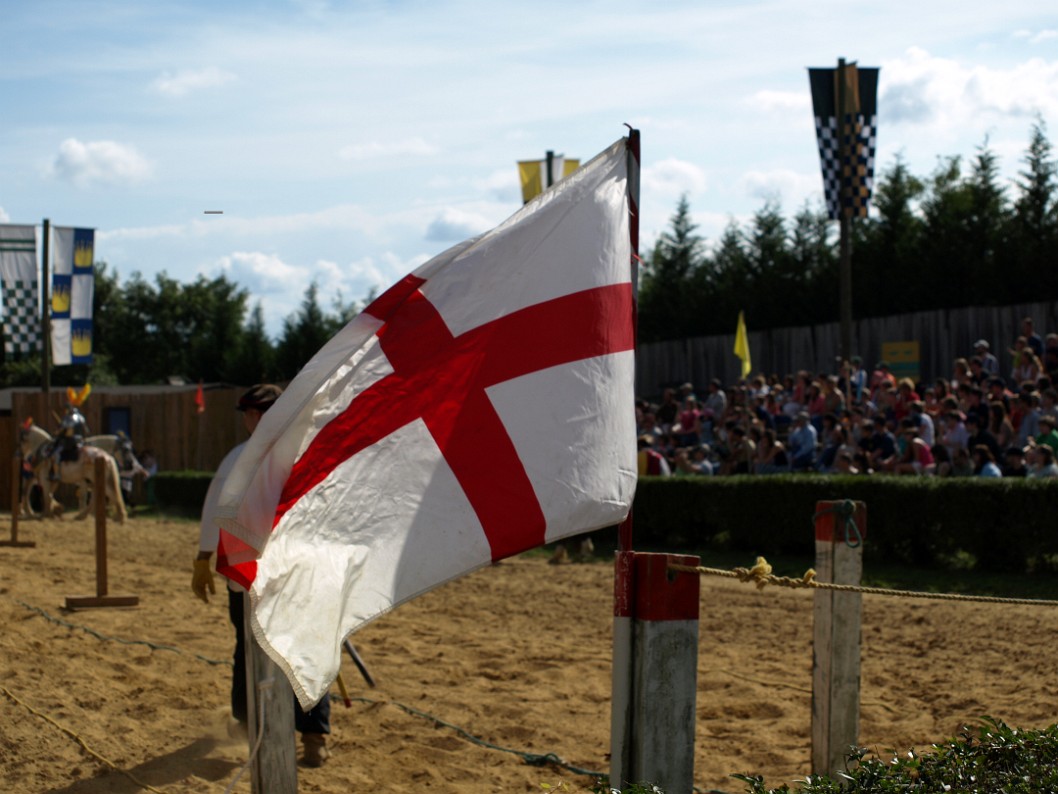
[0,538,36,548]
[65,594,140,609]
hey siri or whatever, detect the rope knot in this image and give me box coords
[734,556,774,590]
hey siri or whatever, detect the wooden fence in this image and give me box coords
[0,385,248,512]
[636,299,1058,397]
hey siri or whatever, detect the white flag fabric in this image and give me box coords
[216,137,637,707]
[0,225,41,355]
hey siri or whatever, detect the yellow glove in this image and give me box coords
[192,558,216,603]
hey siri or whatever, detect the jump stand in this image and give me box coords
[64,457,139,609]
[610,550,700,794]
[811,499,866,777]
[2,453,35,548]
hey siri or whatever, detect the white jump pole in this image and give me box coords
[811,499,866,777]
[610,550,700,793]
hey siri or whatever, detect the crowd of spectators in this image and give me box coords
[636,316,1058,479]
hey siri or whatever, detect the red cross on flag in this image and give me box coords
[216,136,638,707]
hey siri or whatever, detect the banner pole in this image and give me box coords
[40,219,50,396]
[620,127,640,553]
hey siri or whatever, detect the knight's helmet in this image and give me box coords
[61,384,92,439]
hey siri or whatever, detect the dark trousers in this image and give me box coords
[228,588,330,734]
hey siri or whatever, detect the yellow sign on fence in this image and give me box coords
[881,341,920,383]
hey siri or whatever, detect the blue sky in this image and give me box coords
[2,0,1056,338]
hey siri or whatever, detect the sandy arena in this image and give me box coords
[1,514,1055,793]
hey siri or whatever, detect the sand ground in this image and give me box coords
[1,513,1056,793]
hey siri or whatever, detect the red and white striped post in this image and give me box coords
[811,500,866,777]
[610,551,700,793]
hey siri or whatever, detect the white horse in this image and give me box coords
[19,423,128,523]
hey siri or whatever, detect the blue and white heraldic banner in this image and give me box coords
[51,227,94,366]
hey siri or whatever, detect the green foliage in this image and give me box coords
[151,470,214,516]
[638,121,1058,340]
[632,475,1058,573]
[0,264,371,387]
[734,718,1058,793]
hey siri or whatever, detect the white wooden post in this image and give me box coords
[243,593,298,793]
[811,500,866,777]
[610,551,700,793]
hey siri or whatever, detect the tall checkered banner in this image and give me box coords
[0,225,41,356]
[51,227,95,366]
[217,137,637,707]
[808,64,879,220]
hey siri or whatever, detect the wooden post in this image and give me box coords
[1,452,35,548]
[811,499,866,777]
[41,218,51,396]
[244,593,298,793]
[64,457,138,608]
[610,551,699,793]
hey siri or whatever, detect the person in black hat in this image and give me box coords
[192,384,332,767]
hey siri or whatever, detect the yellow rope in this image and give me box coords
[0,684,169,794]
[669,557,1058,607]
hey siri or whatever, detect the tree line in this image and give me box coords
[639,120,1057,342]
[0,269,370,387]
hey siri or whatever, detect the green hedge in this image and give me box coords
[152,470,214,517]
[153,471,1058,573]
[631,475,1058,573]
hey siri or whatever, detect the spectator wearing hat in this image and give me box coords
[192,384,332,768]
[973,339,999,378]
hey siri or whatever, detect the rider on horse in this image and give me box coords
[48,385,92,480]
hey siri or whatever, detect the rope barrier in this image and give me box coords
[14,599,231,666]
[669,557,1058,607]
[0,684,169,794]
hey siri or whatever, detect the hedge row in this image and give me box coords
[154,470,1058,572]
[630,475,1058,572]
[153,471,213,517]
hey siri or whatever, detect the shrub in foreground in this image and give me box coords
[734,718,1058,793]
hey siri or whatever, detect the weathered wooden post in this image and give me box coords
[1,451,34,548]
[64,456,138,608]
[244,594,297,793]
[811,499,866,777]
[611,551,700,793]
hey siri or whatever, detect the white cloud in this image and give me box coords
[642,158,707,199]
[50,138,152,187]
[747,90,810,113]
[338,138,438,161]
[150,66,236,97]
[1013,29,1058,45]
[425,207,492,241]
[213,250,402,333]
[881,48,1058,128]
[0,206,9,223]
[740,169,821,207]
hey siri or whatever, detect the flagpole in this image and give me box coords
[40,218,50,396]
[619,127,640,553]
